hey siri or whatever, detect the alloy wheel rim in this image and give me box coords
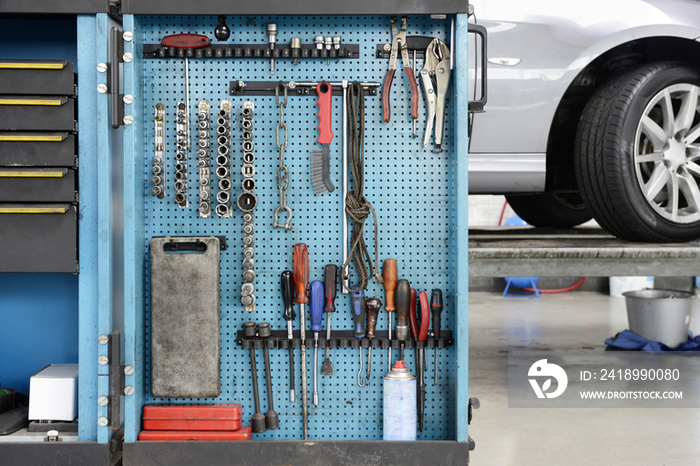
[634,83,700,224]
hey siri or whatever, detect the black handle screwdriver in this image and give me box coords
[395,279,411,361]
[431,289,443,385]
[351,286,367,386]
[282,271,296,402]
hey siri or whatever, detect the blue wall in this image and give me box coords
[0,274,79,395]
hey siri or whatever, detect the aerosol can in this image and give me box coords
[383,360,416,440]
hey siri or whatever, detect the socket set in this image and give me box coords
[239,102,257,313]
[174,102,189,208]
[151,103,165,198]
[215,99,233,218]
[197,100,211,218]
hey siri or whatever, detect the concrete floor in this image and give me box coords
[468,291,700,466]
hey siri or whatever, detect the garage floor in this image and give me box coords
[468,291,700,466]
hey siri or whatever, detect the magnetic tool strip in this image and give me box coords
[142,15,456,441]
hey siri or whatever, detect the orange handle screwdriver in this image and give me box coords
[382,259,398,370]
[292,243,309,440]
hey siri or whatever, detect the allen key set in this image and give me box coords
[142,14,462,447]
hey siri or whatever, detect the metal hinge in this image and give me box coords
[98,331,124,432]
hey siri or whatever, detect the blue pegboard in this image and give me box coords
[140,15,456,441]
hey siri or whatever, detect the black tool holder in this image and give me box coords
[143,43,359,61]
[236,329,454,350]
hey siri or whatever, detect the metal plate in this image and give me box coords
[0,96,75,132]
[0,133,76,167]
[0,61,75,96]
[150,236,221,398]
[0,168,75,202]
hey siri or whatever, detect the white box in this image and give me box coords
[28,364,79,421]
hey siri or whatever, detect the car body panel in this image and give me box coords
[468,0,700,193]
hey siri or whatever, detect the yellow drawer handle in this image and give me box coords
[0,63,65,70]
[0,99,63,106]
[0,207,67,214]
[0,135,64,142]
[0,171,65,178]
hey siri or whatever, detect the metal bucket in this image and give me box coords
[623,289,695,348]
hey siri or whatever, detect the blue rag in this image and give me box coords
[605,329,700,352]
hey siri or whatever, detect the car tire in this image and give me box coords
[506,193,592,228]
[575,62,700,242]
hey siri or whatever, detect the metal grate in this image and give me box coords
[141,14,456,440]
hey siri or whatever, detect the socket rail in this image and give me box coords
[239,101,257,313]
[151,103,165,198]
[196,100,211,217]
[215,99,233,218]
[174,102,189,207]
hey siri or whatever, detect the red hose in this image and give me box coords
[498,199,508,226]
[523,277,587,294]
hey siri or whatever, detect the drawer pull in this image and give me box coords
[0,207,68,214]
[0,170,66,178]
[0,99,64,106]
[0,63,65,70]
[0,135,65,142]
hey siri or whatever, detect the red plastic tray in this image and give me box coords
[142,403,242,431]
[138,426,252,441]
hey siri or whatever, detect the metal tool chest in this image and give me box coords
[0,2,471,464]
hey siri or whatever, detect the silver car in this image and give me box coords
[469,0,700,242]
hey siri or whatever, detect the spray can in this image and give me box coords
[383,360,417,440]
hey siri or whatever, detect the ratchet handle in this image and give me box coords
[351,288,366,338]
[408,288,418,338]
[418,291,430,341]
[293,243,309,304]
[316,81,334,144]
[324,264,337,313]
[381,68,395,123]
[310,280,324,332]
[161,34,211,49]
[404,67,419,120]
[366,297,382,339]
[282,271,296,322]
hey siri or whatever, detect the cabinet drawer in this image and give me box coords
[0,204,77,273]
[0,168,76,202]
[0,97,75,131]
[0,133,75,167]
[0,61,75,96]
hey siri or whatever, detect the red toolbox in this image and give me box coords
[138,426,252,441]
[142,404,242,431]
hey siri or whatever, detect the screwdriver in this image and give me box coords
[281,271,296,402]
[417,291,430,432]
[365,297,382,384]
[351,286,367,387]
[383,259,398,370]
[395,279,410,361]
[293,243,310,440]
[321,264,337,375]
[309,280,324,406]
[431,289,443,385]
[408,288,418,372]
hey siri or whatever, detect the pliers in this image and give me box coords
[382,16,419,123]
[409,288,430,432]
[421,38,451,152]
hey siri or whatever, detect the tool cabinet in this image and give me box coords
[0,3,471,464]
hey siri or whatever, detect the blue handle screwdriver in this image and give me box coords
[351,286,367,386]
[310,280,324,406]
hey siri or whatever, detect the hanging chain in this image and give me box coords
[273,83,294,231]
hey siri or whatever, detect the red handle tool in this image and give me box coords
[408,288,418,339]
[161,34,211,49]
[293,244,309,304]
[417,291,430,341]
[316,81,334,145]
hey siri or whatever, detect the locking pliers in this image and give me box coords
[421,38,451,152]
[382,16,418,123]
